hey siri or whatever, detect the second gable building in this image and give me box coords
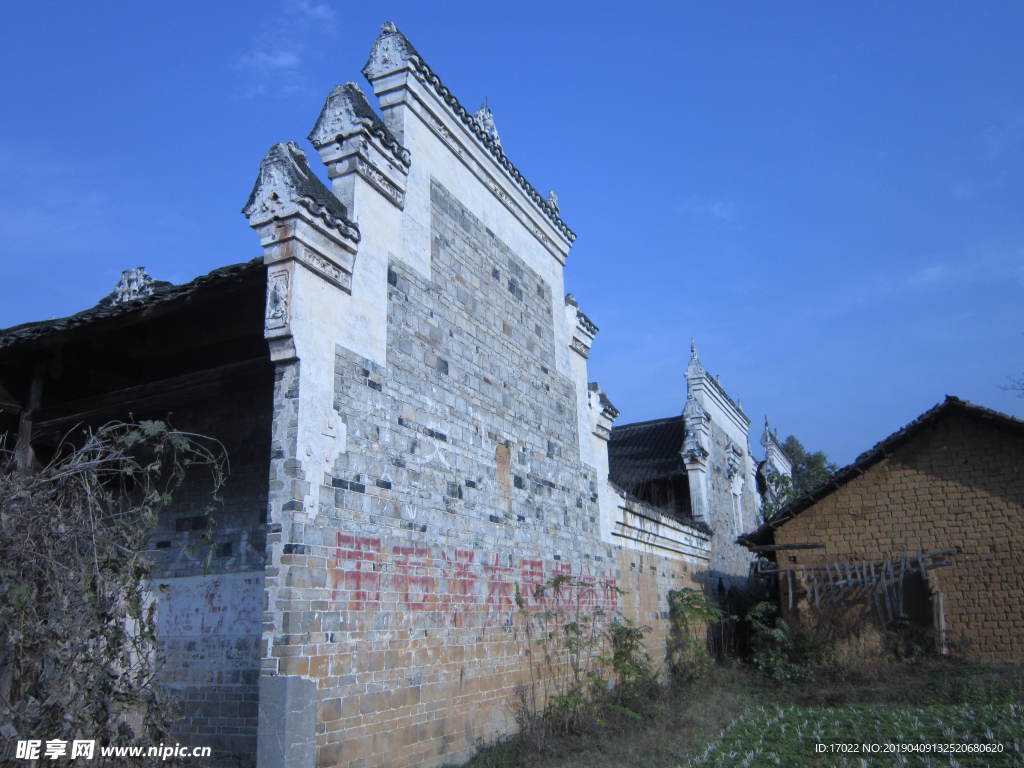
[609,343,792,594]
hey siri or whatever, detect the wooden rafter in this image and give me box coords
[748,542,825,552]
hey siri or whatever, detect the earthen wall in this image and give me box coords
[773,413,1024,660]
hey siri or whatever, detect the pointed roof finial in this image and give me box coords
[363,20,422,81]
[308,82,377,146]
[112,267,156,304]
[685,337,705,380]
[242,141,359,241]
[308,82,411,166]
[473,102,501,148]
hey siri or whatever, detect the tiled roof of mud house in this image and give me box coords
[739,395,1024,547]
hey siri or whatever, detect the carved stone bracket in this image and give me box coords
[588,382,619,441]
[265,269,290,331]
[565,294,598,359]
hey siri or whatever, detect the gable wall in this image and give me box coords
[249,26,715,768]
[255,148,710,768]
[258,180,704,768]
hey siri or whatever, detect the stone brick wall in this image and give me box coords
[773,411,1024,661]
[148,372,273,763]
[703,419,759,585]
[256,181,702,768]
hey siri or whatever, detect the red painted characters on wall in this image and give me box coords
[331,535,382,611]
[328,536,617,623]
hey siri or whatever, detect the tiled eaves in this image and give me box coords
[398,42,576,243]
[0,259,264,354]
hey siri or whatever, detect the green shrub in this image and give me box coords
[747,602,832,682]
[601,618,658,717]
[666,588,724,684]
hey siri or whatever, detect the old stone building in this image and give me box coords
[0,22,701,767]
[739,396,1024,662]
[0,261,274,760]
[0,21,792,768]
[608,342,792,591]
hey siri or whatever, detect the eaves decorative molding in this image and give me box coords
[576,309,598,337]
[588,381,620,421]
[356,157,406,208]
[364,22,576,244]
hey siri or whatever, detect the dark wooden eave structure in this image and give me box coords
[737,396,1024,550]
[0,259,270,468]
[607,415,698,523]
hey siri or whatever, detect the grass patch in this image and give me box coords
[689,703,1024,767]
[453,665,772,768]
[454,660,1024,768]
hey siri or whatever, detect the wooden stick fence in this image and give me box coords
[754,548,958,623]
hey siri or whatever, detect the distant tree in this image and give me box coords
[758,470,795,524]
[780,435,837,496]
[1007,373,1024,398]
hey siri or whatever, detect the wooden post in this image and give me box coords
[882,559,895,622]
[933,591,947,655]
[14,365,43,473]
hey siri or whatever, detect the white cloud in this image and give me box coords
[234,0,337,95]
[285,0,335,23]
[907,263,957,287]
[680,195,737,222]
[237,47,302,72]
[982,114,1024,159]
[906,252,1024,291]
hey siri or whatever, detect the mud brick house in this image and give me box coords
[739,396,1024,661]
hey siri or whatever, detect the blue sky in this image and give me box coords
[2,2,1022,465]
